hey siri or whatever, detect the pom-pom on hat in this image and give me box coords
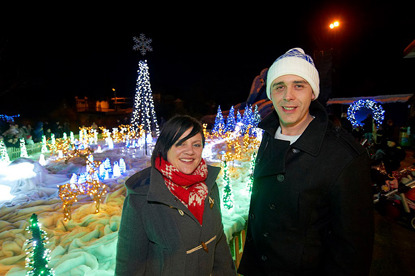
[266,48,319,100]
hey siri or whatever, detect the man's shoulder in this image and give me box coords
[325,123,367,157]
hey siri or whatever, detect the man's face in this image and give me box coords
[270,74,315,134]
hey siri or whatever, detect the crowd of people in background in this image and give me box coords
[0,111,411,175]
[0,120,71,148]
[332,112,407,175]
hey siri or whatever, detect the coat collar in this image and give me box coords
[259,100,328,157]
[146,164,220,206]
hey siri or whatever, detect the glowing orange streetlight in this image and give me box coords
[329,21,340,29]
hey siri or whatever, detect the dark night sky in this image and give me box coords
[1,1,414,120]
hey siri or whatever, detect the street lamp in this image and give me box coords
[112,88,118,111]
[329,21,340,29]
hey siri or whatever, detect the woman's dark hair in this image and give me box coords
[151,115,205,167]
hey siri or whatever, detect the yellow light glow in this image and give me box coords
[330,21,340,29]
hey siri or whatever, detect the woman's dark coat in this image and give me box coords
[115,165,236,276]
[238,100,374,275]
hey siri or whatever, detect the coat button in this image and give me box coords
[292,148,300,153]
[277,174,285,182]
[263,232,269,238]
[261,255,268,261]
[269,203,276,210]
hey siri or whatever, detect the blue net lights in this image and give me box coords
[347,99,385,128]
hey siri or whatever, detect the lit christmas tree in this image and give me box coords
[130,34,160,146]
[25,213,54,276]
[119,158,126,173]
[236,110,242,125]
[247,151,257,193]
[253,105,261,128]
[20,138,28,158]
[0,139,10,165]
[222,161,233,210]
[41,136,48,153]
[212,105,225,135]
[225,106,236,133]
[242,105,254,132]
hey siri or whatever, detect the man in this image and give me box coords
[238,48,374,275]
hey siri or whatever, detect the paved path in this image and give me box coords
[371,148,415,275]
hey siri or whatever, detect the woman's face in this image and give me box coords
[167,128,203,174]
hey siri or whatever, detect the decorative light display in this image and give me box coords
[130,34,159,142]
[41,136,48,153]
[241,105,253,134]
[58,183,79,222]
[113,161,121,177]
[119,158,126,173]
[85,156,108,214]
[247,152,257,193]
[347,99,385,128]
[133,33,153,56]
[20,138,28,158]
[51,134,56,146]
[130,60,160,140]
[222,161,234,210]
[236,110,242,125]
[25,213,54,276]
[0,113,20,122]
[212,105,225,135]
[225,106,236,133]
[243,128,251,151]
[38,154,46,166]
[203,123,208,139]
[253,105,261,127]
[0,140,10,165]
[58,154,127,221]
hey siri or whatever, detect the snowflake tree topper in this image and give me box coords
[133,34,153,56]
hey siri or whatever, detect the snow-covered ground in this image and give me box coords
[0,138,254,275]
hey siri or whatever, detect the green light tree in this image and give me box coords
[25,213,54,276]
[222,161,233,210]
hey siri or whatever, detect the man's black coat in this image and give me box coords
[239,101,374,275]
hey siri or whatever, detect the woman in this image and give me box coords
[115,115,236,276]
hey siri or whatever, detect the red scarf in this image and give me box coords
[155,157,208,225]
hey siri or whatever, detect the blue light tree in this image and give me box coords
[212,106,225,135]
[225,106,236,133]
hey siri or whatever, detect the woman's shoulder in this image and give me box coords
[125,167,152,195]
[207,164,220,174]
[206,165,221,184]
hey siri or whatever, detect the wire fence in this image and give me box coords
[6,143,43,161]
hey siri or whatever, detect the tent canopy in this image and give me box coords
[326,94,414,105]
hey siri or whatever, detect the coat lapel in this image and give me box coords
[254,136,290,178]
